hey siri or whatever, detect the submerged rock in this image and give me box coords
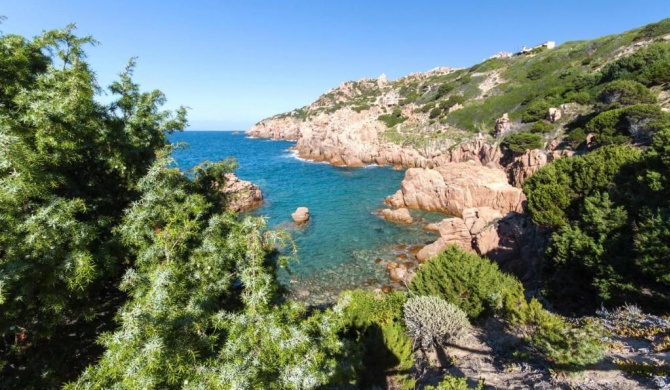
[387,262,408,283]
[291,207,310,224]
[379,207,414,224]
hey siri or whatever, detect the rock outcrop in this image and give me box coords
[507,148,575,187]
[379,208,414,224]
[387,262,409,283]
[385,162,526,217]
[416,218,471,262]
[291,207,310,224]
[547,107,562,123]
[416,208,541,283]
[221,173,263,212]
[494,113,511,137]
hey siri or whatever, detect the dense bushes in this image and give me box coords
[524,126,670,311]
[636,18,670,41]
[340,291,414,388]
[409,245,526,319]
[596,80,656,110]
[410,246,605,368]
[523,145,641,228]
[585,104,670,145]
[403,296,470,349]
[0,26,188,388]
[378,107,408,128]
[521,99,551,123]
[600,42,670,86]
[531,120,554,134]
[502,132,544,154]
[512,300,606,367]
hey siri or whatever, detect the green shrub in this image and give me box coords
[600,42,670,85]
[436,82,455,98]
[429,107,442,119]
[352,104,370,113]
[585,104,670,145]
[341,290,406,327]
[443,94,465,110]
[503,132,544,154]
[514,299,606,368]
[635,17,670,41]
[420,102,436,113]
[457,75,471,85]
[425,375,485,390]
[596,80,656,110]
[564,90,592,105]
[521,99,551,122]
[378,107,408,128]
[340,291,414,388]
[633,209,670,286]
[403,296,470,349]
[566,128,587,148]
[523,145,642,228]
[531,120,554,134]
[410,246,526,320]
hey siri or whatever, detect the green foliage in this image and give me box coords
[526,61,551,80]
[409,246,526,320]
[514,300,605,367]
[67,156,350,389]
[424,375,485,390]
[530,120,554,134]
[524,126,670,310]
[600,42,670,85]
[352,104,370,113]
[403,296,470,349]
[635,17,670,41]
[547,192,631,301]
[340,291,414,388]
[585,104,670,145]
[566,128,587,148]
[341,290,406,328]
[0,25,186,388]
[634,209,670,286]
[596,80,656,110]
[443,94,465,109]
[429,107,442,119]
[521,99,551,122]
[502,132,544,154]
[436,82,455,98]
[378,107,408,128]
[523,145,642,228]
[564,90,592,105]
[603,80,655,106]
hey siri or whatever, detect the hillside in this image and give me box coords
[248,18,670,169]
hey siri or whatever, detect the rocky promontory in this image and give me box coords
[384,162,525,216]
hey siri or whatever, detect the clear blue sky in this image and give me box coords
[2,1,670,130]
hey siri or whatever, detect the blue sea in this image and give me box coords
[170,131,440,304]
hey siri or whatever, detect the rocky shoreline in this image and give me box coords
[246,115,565,289]
[245,73,582,291]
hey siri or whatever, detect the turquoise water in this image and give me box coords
[170,131,440,304]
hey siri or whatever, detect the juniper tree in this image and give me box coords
[0,25,185,388]
[67,155,351,389]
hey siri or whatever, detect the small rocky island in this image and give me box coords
[221,172,263,212]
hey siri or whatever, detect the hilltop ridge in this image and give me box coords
[248,18,670,172]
